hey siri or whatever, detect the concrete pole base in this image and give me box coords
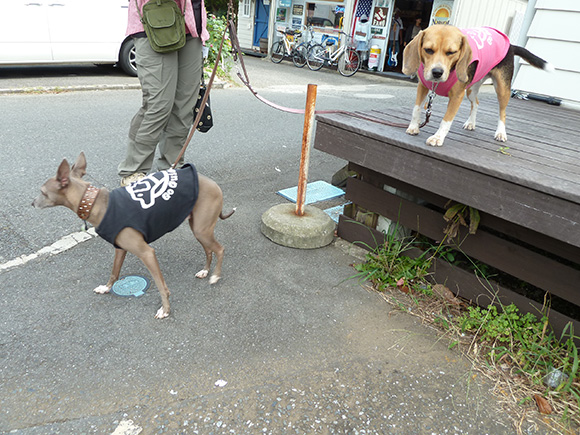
[261,203,335,249]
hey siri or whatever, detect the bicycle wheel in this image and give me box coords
[292,43,307,68]
[338,48,361,77]
[306,44,325,71]
[271,41,284,64]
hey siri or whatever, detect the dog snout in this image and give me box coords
[431,67,444,79]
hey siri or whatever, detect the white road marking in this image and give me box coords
[111,419,142,435]
[0,228,97,273]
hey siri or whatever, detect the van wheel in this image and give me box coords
[119,39,137,77]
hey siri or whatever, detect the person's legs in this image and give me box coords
[118,38,180,177]
[154,37,203,171]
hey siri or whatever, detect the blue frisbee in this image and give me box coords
[111,275,150,297]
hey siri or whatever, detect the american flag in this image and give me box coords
[351,0,373,36]
[354,0,373,19]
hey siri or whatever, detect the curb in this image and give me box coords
[0,79,230,95]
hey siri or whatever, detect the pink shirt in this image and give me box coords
[127,0,209,43]
[418,27,510,96]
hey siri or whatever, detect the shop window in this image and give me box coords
[306,2,344,29]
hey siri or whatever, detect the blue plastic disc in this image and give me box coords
[111,275,150,298]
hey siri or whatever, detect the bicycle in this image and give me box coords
[306,31,361,77]
[271,28,306,68]
[291,26,317,68]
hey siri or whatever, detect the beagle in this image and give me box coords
[402,25,553,146]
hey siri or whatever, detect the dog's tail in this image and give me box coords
[513,46,555,72]
[220,208,236,220]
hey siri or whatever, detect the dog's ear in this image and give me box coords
[71,152,87,178]
[56,159,71,189]
[455,34,473,83]
[402,30,423,76]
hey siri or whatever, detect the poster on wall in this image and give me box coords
[292,4,303,15]
[276,7,287,21]
[372,7,389,28]
[430,0,454,25]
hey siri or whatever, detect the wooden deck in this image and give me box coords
[314,96,580,335]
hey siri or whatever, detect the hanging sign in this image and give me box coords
[372,7,389,28]
[430,0,454,25]
[292,4,303,15]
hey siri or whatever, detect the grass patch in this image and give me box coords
[351,226,580,433]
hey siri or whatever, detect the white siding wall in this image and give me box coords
[513,0,580,104]
[452,0,528,33]
[237,0,256,50]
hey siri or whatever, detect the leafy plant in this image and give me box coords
[353,225,432,294]
[205,14,233,78]
[352,219,580,427]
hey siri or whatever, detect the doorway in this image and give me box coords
[383,0,433,72]
[253,0,270,47]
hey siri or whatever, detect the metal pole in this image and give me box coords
[295,84,318,216]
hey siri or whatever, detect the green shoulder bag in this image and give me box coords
[135,0,186,53]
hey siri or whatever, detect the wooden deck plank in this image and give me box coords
[366,109,580,180]
[373,100,580,158]
[315,112,580,204]
[314,118,580,248]
[349,163,580,265]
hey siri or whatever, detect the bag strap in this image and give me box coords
[134,0,185,23]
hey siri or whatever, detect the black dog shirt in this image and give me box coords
[97,164,199,248]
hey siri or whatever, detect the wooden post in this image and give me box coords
[296,84,318,216]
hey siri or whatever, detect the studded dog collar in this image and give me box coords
[77,185,100,221]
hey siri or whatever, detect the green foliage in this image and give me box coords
[205,14,233,77]
[459,303,541,345]
[352,223,579,425]
[353,231,431,293]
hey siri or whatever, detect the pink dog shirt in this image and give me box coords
[418,27,510,96]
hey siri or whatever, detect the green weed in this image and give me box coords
[352,226,580,428]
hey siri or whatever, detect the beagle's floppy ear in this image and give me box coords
[455,33,473,83]
[402,30,423,76]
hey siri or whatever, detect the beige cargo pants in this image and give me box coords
[118,35,202,176]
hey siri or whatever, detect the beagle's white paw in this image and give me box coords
[463,120,476,131]
[426,135,445,147]
[495,121,507,142]
[195,269,209,279]
[406,124,420,135]
[93,285,111,294]
[209,275,220,285]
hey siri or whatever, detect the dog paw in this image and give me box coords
[195,269,209,279]
[426,135,444,146]
[93,285,111,294]
[155,307,170,319]
[406,125,420,135]
[494,131,508,142]
[209,275,220,285]
[463,121,476,131]
[494,122,507,142]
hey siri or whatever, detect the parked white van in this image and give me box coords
[0,0,136,76]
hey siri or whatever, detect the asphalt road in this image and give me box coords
[0,57,544,434]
